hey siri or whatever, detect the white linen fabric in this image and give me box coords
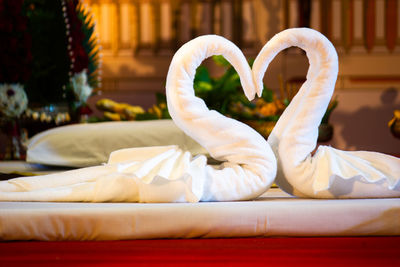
[253,28,400,198]
[1,28,398,204]
[26,120,207,167]
[0,35,277,203]
[1,188,399,240]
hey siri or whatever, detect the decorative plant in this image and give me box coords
[64,0,101,112]
[193,55,285,123]
[0,84,28,119]
[94,55,338,141]
[0,84,29,160]
[0,0,100,111]
[96,93,170,122]
[193,56,339,139]
[321,96,338,124]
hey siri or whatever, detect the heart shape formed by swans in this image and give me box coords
[167,28,338,167]
[0,28,398,204]
[167,27,399,199]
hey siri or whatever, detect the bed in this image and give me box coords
[0,121,399,265]
[1,161,399,265]
[0,178,399,240]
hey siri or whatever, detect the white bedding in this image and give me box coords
[26,120,207,167]
[1,188,399,241]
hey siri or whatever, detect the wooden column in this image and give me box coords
[386,0,397,52]
[320,0,332,40]
[342,0,354,52]
[232,0,243,47]
[364,0,375,52]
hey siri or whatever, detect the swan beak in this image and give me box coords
[256,86,263,98]
[244,89,255,101]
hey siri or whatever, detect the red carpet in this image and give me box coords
[1,237,399,266]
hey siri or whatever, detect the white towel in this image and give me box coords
[253,28,400,198]
[0,35,277,203]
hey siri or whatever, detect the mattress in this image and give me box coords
[1,188,399,241]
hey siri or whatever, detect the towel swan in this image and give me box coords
[0,35,277,202]
[253,28,400,198]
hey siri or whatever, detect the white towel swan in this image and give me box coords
[0,35,277,202]
[253,28,400,198]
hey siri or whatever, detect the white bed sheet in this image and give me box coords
[1,188,399,241]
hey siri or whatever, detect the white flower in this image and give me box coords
[71,70,92,104]
[0,84,28,118]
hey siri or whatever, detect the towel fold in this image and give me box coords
[3,28,394,202]
[0,35,277,203]
[253,28,400,198]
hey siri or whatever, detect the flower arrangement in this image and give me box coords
[93,55,337,141]
[63,0,101,108]
[19,0,101,106]
[95,93,170,122]
[0,0,101,136]
[0,0,100,109]
[71,70,93,105]
[0,84,28,119]
[192,56,286,137]
[193,56,339,140]
[0,0,101,158]
[96,99,145,121]
[0,84,29,160]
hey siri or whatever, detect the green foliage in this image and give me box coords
[194,57,239,114]
[261,86,274,102]
[134,92,171,120]
[155,92,167,105]
[76,1,100,89]
[212,55,230,67]
[193,56,275,116]
[321,97,338,123]
[135,113,160,121]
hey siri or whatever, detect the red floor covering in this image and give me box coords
[1,237,399,266]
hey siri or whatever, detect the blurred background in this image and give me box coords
[0,0,399,159]
[84,0,400,153]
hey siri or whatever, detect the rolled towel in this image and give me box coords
[253,28,400,198]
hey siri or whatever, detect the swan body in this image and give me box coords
[166,35,276,201]
[253,28,400,198]
[0,35,277,203]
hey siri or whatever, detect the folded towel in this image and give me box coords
[253,28,400,198]
[0,35,277,203]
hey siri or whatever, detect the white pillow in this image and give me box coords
[26,120,207,167]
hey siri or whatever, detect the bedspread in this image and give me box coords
[1,188,399,240]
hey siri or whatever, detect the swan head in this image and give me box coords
[167,34,257,104]
[252,28,338,99]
